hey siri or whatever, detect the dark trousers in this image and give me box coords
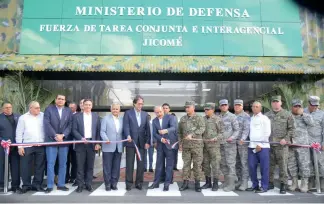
[248,148,270,190]
[0,146,20,188]
[66,145,77,181]
[144,146,153,170]
[75,143,95,187]
[103,149,122,187]
[154,146,174,186]
[21,147,45,188]
[173,149,178,169]
[125,147,145,187]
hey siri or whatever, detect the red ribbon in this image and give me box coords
[311,142,321,152]
[1,140,11,155]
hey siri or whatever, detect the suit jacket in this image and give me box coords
[152,114,177,150]
[72,112,100,151]
[123,108,151,149]
[43,105,73,143]
[0,113,20,142]
[100,114,123,153]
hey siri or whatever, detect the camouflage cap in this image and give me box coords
[292,99,302,106]
[185,101,195,107]
[308,96,320,106]
[204,103,215,110]
[234,99,243,105]
[271,95,281,102]
[219,99,229,106]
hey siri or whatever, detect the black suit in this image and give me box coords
[72,112,100,187]
[123,109,151,188]
[0,113,20,189]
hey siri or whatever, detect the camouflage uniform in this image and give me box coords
[304,96,324,181]
[234,100,250,190]
[265,96,295,187]
[178,103,206,182]
[219,99,239,191]
[202,105,224,180]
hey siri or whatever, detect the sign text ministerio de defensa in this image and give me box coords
[39,6,284,47]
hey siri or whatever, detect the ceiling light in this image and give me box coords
[202,89,211,91]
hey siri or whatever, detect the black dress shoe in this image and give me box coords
[255,187,267,193]
[246,186,258,191]
[126,186,132,191]
[17,188,29,194]
[93,176,97,179]
[72,182,78,187]
[31,186,45,192]
[148,183,159,189]
[268,183,274,190]
[69,179,75,184]
[111,184,118,190]
[144,169,147,172]
[45,188,53,193]
[149,169,154,173]
[105,185,111,191]
[280,182,287,194]
[76,186,83,193]
[173,168,179,171]
[163,186,169,191]
[135,184,142,190]
[57,186,69,191]
[85,185,94,192]
[9,187,21,193]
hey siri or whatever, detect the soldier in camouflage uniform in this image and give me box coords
[265,95,295,194]
[234,99,250,191]
[219,99,240,192]
[201,103,224,191]
[288,99,314,193]
[304,96,324,192]
[178,101,206,192]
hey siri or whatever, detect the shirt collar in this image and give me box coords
[84,112,91,116]
[253,112,263,117]
[134,108,141,114]
[112,114,119,119]
[56,105,63,110]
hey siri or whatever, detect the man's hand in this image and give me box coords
[82,138,88,144]
[127,136,132,143]
[280,139,287,146]
[239,139,244,145]
[159,129,168,135]
[145,143,150,149]
[185,135,192,140]
[154,143,157,149]
[95,144,101,151]
[106,139,111,144]
[161,138,167,144]
[179,144,182,151]
[55,134,63,142]
[256,145,262,152]
[18,147,25,156]
[226,137,233,143]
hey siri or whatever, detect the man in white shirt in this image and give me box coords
[16,101,46,194]
[245,101,271,193]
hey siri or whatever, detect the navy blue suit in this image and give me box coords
[123,108,151,187]
[43,105,72,188]
[152,114,177,186]
[0,113,20,189]
[72,112,100,187]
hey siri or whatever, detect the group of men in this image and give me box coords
[0,94,323,195]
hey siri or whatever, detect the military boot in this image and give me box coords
[220,175,228,189]
[235,180,241,190]
[212,178,219,191]
[299,178,309,193]
[280,182,287,194]
[308,176,315,190]
[288,177,298,191]
[195,180,201,192]
[179,180,189,191]
[238,179,248,191]
[268,182,274,190]
[201,177,212,189]
[321,177,324,192]
[223,176,235,192]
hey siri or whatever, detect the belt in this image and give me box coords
[85,138,92,140]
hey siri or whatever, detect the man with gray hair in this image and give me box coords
[16,101,46,194]
[304,96,324,192]
[219,99,239,192]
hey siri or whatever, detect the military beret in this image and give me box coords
[185,101,195,107]
[271,95,281,102]
[204,103,215,110]
[292,99,302,106]
[234,99,243,105]
[219,99,228,106]
[308,96,320,106]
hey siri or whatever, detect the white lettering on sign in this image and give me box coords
[40,24,80,32]
[142,37,183,47]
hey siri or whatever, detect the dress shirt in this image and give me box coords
[249,112,271,148]
[159,118,163,128]
[83,112,92,139]
[135,108,141,126]
[16,112,45,148]
[113,115,120,133]
[56,106,63,119]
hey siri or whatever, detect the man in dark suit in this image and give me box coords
[44,95,73,193]
[72,99,101,193]
[148,106,177,191]
[123,95,151,191]
[0,102,21,193]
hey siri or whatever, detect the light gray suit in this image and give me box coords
[100,114,123,188]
